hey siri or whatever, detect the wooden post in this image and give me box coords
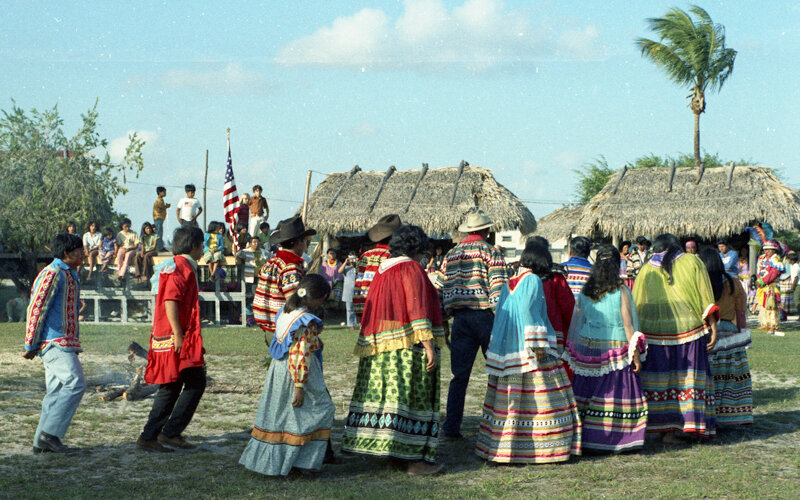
[302,170,312,222]
[202,149,209,230]
[726,162,736,189]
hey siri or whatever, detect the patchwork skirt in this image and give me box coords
[641,337,717,437]
[475,357,582,463]
[708,320,753,426]
[571,364,647,452]
[342,345,440,463]
[239,355,335,476]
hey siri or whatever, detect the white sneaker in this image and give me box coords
[774,331,785,337]
[340,322,346,326]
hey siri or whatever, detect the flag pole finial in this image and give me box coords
[226,127,230,138]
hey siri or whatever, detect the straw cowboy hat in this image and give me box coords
[458,210,494,233]
[367,214,402,242]
[269,215,316,245]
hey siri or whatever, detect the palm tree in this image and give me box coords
[636,5,737,168]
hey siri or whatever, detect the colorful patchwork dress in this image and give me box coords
[633,251,718,437]
[708,279,753,426]
[342,256,446,463]
[352,243,391,317]
[476,270,581,463]
[240,308,335,476]
[566,286,648,452]
[755,252,784,332]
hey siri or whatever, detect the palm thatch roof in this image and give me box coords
[304,164,536,237]
[574,165,800,240]
[533,205,584,243]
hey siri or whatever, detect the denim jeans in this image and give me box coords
[344,300,357,327]
[140,366,207,440]
[34,348,86,445]
[443,308,494,436]
[153,218,165,251]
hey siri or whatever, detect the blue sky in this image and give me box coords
[3,0,798,236]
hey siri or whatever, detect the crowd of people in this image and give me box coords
[16,207,800,479]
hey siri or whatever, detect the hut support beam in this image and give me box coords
[404,163,428,213]
[726,162,736,189]
[450,161,467,206]
[668,160,676,192]
[612,164,628,194]
[369,165,396,212]
[328,165,361,208]
[696,160,706,184]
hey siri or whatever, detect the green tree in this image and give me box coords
[574,156,614,203]
[636,5,737,168]
[0,101,145,287]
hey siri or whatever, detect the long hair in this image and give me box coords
[698,247,733,301]
[583,244,623,300]
[651,233,682,284]
[284,274,331,314]
[520,241,553,281]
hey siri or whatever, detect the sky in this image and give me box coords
[2,0,799,237]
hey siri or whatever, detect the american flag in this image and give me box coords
[223,138,241,253]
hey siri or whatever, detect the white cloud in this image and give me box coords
[108,130,158,164]
[347,121,380,137]
[161,63,268,93]
[275,0,605,72]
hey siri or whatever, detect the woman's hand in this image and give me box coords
[22,350,37,360]
[706,327,718,352]
[425,346,437,372]
[292,387,305,407]
[173,333,183,354]
[631,349,641,373]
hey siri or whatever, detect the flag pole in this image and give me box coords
[203,149,208,230]
[302,170,312,222]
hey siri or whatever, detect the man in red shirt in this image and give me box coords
[137,225,206,452]
[253,216,316,334]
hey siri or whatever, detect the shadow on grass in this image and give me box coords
[753,386,799,406]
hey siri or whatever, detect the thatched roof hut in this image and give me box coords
[574,165,800,240]
[304,164,536,238]
[533,205,584,243]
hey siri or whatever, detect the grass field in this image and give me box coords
[0,318,799,499]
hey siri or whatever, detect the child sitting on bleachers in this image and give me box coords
[204,221,224,280]
[98,227,116,273]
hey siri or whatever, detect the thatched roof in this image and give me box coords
[574,165,800,239]
[534,205,584,243]
[304,164,536,237]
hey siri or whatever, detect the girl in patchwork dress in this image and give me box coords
[699,248,753,426]
[342,225,446,475]
[240,274,336,476]
[755,241,784,335]
[476,240,582,464]
[566,245,647,453]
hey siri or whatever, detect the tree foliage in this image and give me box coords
[574,156,614,204]
[0,101,145,285]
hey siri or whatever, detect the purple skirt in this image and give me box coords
[641,337,716,437]
[572,365,647,452]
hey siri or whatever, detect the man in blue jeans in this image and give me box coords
[23,233,87,454]
[437,211,508,438]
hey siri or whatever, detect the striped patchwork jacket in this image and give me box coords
[437,235,509,313]
[253,250,305,334]
[353,244,391,316]
[24,258,81,354]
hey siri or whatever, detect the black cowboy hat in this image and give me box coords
[269,215,316,245]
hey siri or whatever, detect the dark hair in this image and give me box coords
[172,225,204,255]
[103,227,114,238]
[569,236,591,258]
[140,222,153,238]
[526,235,550,248]
[235,222,248,233]
[284,274,331,314]
[252,184,262,192]
[259,221,270,231]
[699,247,733,301]
[185,184,196,193]
[389,225,430,258]
[52,233,83,259]
[65,221,77,233]
[85,220,98,232]
[583,244,623,300]
[521,241,553,281]
[119,217,132,229]
[207,221,219,233]
[636,236,650,246]
[787,252,799,264]
[651,233,682,284]
[156,186,166,195]
[716,238,728,246]
[619,240,631,253]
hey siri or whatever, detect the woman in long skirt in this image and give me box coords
[698,248,753,426]
[240,275,336,476]
[566,244,647,452]
[476,240,581,463]
[633,234,718,443]
[755,241,784,335]
[342,225,446,475]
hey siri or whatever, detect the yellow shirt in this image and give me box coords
[153,198,167,220]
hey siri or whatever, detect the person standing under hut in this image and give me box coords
[137,225,207,452]
[755,241,784,336]
[476,243,581,464]
[564,236,593,299]
[23,233,86,454]
[633,233,719,444]
[352,214,401,319]
[342,225,447,476]
[566,244,648,453]
[252,216,315,336]
[240,274,337,476]
[626,236,651,286]
[437,211,508,439]
[698,248,753,426]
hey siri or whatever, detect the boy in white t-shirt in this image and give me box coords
[175,184,203,228]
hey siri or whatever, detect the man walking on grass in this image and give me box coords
[23,233,86,454]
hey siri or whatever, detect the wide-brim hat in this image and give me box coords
[457,210,494,233]
[367,214,402,242]
[269,215,316,245]
[762,240,779,251]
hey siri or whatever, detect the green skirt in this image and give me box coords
[342,345,440,463]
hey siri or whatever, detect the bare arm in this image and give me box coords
[422,339,437,372]
[620,288,641,372]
